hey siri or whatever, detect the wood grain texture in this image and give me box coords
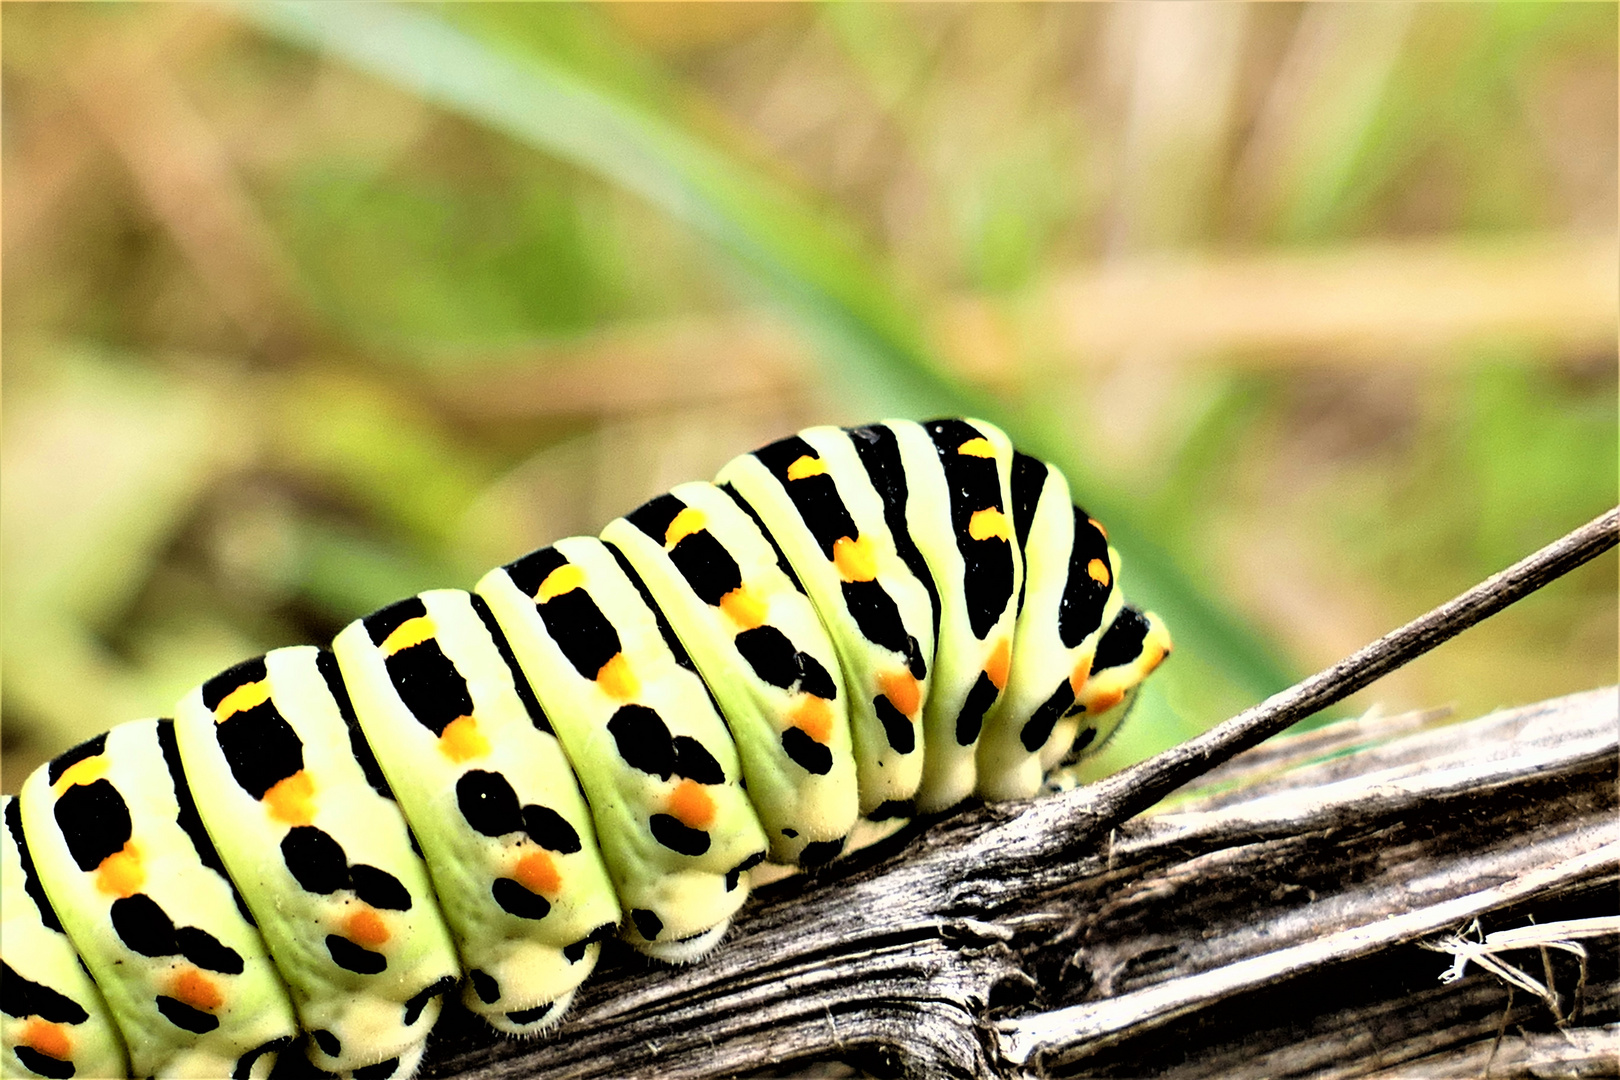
[406,687,1616,1079]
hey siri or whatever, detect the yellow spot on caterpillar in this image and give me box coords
[969,507,1010,542]
[1147,615,1173,664]
[1069,655,1093,694]
[790,697,833,744]
[787,453,829,479]
[214,679,271,722]
[985,638,1011,690]
[264,770,316,826]
[515,850,560,895]
[879,671,921,717]
[381,616,436,656]
[957,436,995,458]
[21,1019,71,1062]
[343,908,390,949]
[664,507,706,549]
[50,756,107,796]
[439,715,489,762]
[1087,558,1110,587]
[170,968,223,1012]
[596,653,639,700]
[95,842,143,898]
[1088,517,1108,540]
[832,535,877,582]
[668,779,716,830]
[719,586,768,629]
[536,564,585,603]
[786,454,827,481]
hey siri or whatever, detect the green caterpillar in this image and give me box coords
[2,418,1170,1080]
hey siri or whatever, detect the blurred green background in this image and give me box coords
[3,3,1616,796]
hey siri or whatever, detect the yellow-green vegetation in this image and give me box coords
[3,3,1614,795]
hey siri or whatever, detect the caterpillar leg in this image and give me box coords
[637,918,733,964]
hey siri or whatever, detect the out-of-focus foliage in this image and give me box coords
[3,3,1615,796]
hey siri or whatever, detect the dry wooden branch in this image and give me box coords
[407,509,1617,1080]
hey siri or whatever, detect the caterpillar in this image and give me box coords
[1,417,1171,1080]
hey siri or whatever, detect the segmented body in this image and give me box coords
[1,418,1170,1080]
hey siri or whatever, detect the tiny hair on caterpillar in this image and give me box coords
[1,418,1170,1080]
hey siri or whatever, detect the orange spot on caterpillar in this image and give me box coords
[535,564,585,603]
[664,507,706,549]
[1086,688,1125,716]
[95,842,143,898]
[1086,558,1110,587]
[1069,655,1093,694]
[596,653,639,700]
[879,671,921,717]
[832,535,877,582]
[50,756,107,796]
[439,715,489,762]
[380,616,436,656]
[956,436,995,458]
[21,1019,71,1062]
[213,679,271,722]
[515,850,560,895]
[790,696,833,744]
[1088,517,1108,540]
[718,587,768,629]
[968,507,1011,543]
[785,454,826,481]
[667,779,716,830]
[344,907,390,949]
[264,770,316,826]
[170,968,223,1012]
[985,638,1011,690]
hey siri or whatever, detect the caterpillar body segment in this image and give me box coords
[476,537,770,962]
[331,589,621,1036]
[2,418,1173,1080]
[2,797,129,1080]
[716,427,937,816]
[171,647,460,1077]
[16,722,296,1079]
[976,455,1121,801]
[876,419,1024,812]
[602,481,859,867]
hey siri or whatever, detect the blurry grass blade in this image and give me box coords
[235,0,1296,706]
[235,0,970,418]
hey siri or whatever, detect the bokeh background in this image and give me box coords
[4,3,1616,797]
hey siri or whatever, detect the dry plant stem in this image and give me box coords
[1069,504,1619,836]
